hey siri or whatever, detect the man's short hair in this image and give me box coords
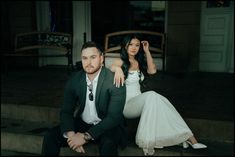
[81,41,104,55]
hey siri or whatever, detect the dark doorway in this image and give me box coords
[91,1,130,47]
[91,1,166,47]
[49,1,73,34]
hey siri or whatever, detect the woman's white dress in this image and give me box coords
[123,70,193,149]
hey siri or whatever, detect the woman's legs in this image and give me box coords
[188,136,198,144]
[123,92,151,118]
[184,136,207,149]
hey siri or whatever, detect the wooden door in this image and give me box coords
[199,1,233,72]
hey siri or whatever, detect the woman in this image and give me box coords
[110,34,207,155]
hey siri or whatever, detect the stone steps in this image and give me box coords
[1,103,234,142]
[1,103,234,156]
[1,103,60,123]
[1,120,233,156]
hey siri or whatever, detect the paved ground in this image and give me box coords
[1,66,234,121]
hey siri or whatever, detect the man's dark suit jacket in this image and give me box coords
[60,66,127,147]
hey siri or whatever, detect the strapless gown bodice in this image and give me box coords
[125,70,142,102]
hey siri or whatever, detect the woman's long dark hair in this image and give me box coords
[120,34,147,79]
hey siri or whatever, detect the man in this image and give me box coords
[41,41,127,156]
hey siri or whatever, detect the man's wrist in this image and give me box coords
[63,131,75,138]
[83,132,93,142]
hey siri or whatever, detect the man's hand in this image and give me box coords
[75,146,85,153]
[66,131,75,138]
[67,132,86,153]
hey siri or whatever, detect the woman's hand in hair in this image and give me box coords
[141,40,150,53]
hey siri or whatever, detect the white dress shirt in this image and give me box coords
[63,69,102,138]
[81,70,102,125]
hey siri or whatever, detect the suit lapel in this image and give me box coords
[95,67,105,113]
[79,72,87,112]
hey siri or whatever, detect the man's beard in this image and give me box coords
[85,65,101,74]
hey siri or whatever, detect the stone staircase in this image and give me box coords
[1,103,234,156]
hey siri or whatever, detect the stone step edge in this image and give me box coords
[1,103,60,123]
[2,103,234,123]
[1,131,103,156]
[2,131,216,156]
[0,131,159,156]
[1,102,234,143]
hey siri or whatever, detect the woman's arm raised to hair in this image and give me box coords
[145,50,157,74]
[141,41,157,74]
[110,58,125,88]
